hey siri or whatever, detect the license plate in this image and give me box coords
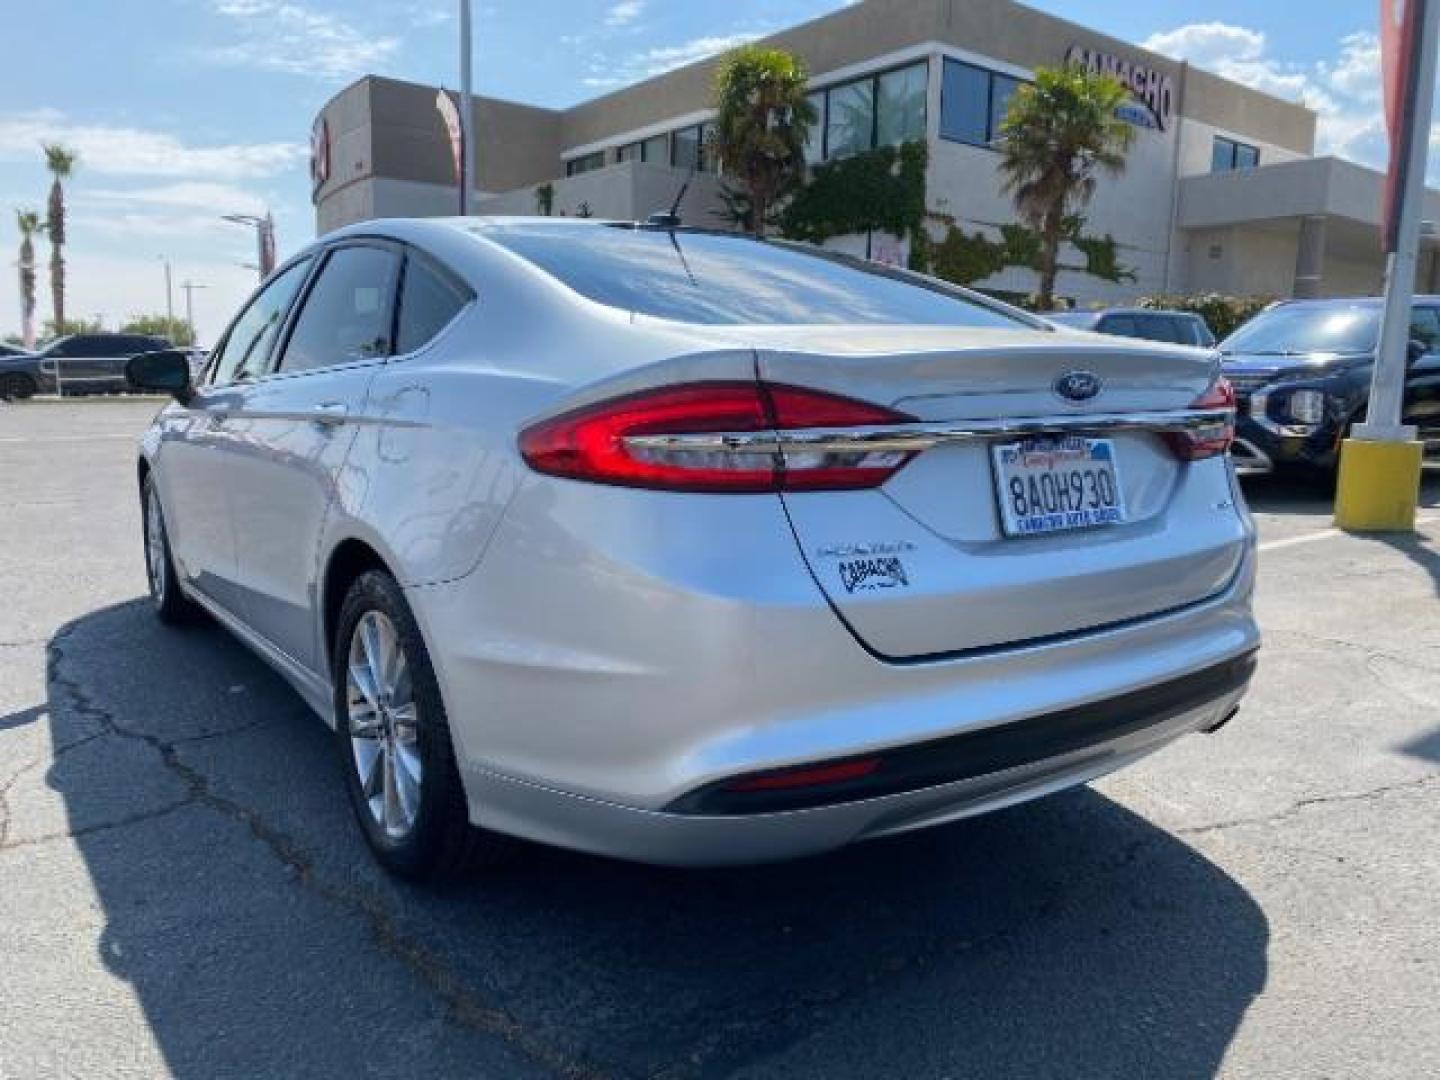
[991,437,1127,537]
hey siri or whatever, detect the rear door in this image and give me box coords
[757,327,1249,658]
[222,240,400,673]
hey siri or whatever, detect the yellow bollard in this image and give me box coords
[1333,437,1424,532]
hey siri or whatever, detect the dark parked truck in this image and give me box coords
[0,332,171,399]
[1220,298,1440,477]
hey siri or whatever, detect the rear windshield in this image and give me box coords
[477,223,1031,328]
[1221,304,1378,356]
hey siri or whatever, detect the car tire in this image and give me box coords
[0,373,36,400]
[332,570,508,881]
[142,474,202,624]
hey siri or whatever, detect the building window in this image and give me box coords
[670,122,717,172]
[1212,136,1260,172]
[803,90,826,164]
[826,78,875,159]
[812,60,928,163]
[940,58,1024,148]
[566,151,605,176]
[876,63,927,147]
[616,141,642,164]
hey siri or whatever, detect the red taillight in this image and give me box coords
[725,757,881,793]
[518,381,915,492]
[1166,377,1236,461]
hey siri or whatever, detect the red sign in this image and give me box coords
[1381,0,1425,250]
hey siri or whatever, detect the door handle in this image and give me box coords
[312,401,349,426]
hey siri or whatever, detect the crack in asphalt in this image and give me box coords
[0,729,106,848]
[1177,772,1440,838]
[0,796,196,853]
[42,627,605,1080]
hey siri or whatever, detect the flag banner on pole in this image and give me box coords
[435,89,464,184]
[1381,0,1426,252]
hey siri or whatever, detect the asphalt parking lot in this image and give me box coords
[1,397,1438,1080]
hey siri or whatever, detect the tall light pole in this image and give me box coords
[159,257,174,325]
[221,212,276,280]
[460,0,475,215]
[180,281,207,344]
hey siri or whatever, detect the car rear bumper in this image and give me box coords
[462,653,1254,866]
[410,472,1259,866]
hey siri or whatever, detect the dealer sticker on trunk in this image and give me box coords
[991,437,1127,538]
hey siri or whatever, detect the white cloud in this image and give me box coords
[0,110,305,179]
[604,1,645,28]
[583,31,762,88]
[1143,23,1392,171]
[207,0,399,79]
[86,182,270,217]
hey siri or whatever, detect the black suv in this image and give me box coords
[1047,307,1217,347]
[0,333,171,399]
[1219,298,1440,476]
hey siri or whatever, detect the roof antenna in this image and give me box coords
[647,154,699,229]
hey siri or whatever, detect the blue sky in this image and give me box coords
[0,1,1390,341]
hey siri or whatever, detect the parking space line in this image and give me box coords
[1258,514,1440,553]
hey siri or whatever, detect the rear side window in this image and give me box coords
[1410,307,1440,350]
[478,223,1030,328]
[278,245,401,374]
[209,258,313,385]
[1099,314,1141,339]
[395,255,471,354]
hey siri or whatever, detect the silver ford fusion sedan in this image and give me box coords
[130,218,1258,880]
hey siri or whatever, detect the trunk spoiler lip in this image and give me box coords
[623,406,1235,456]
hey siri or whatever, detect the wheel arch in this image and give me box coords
[320,536,398,676]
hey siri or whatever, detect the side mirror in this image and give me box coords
[126,350,193,403]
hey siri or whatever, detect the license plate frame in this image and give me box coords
[991,436,1127,538]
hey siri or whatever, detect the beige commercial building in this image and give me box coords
[311,0,1440,305]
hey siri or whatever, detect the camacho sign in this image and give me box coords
[1065,44,1175,132]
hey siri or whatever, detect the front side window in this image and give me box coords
[276,245,400,375]
[395,255,472,354]
[1409,307,1440,349]
[478,222,1033,329]
[208,258,313,385]
[876,63,927,146]
[826,79,875,159]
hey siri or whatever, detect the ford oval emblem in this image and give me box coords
[1054,370,1103,403]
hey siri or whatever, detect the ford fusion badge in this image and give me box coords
[1054,370,1103,403]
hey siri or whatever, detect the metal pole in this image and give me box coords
[459,0,474,215]
[163,259,174,326]
[1357,0,1440,441]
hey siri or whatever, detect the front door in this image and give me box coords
[159,257,315,614]
[223,241,401,674]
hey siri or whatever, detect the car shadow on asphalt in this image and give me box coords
[1239,467,1440,518]
[32,599,1271,1080]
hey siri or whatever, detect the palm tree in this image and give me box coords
[42,144,79,332]
[997,66,1133,310]
[15,208,41,350]
[712,46,815,237]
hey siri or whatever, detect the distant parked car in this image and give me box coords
[0,332,172,398]
[0,342,32,358]
[1219,296,1440,477]
[1048,308,1217,348]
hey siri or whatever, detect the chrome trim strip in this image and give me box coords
[1229,437,1274,476]
[624,408,1234,456]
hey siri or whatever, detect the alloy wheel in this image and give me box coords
[345,610,422,839]
[145,491,167,604]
